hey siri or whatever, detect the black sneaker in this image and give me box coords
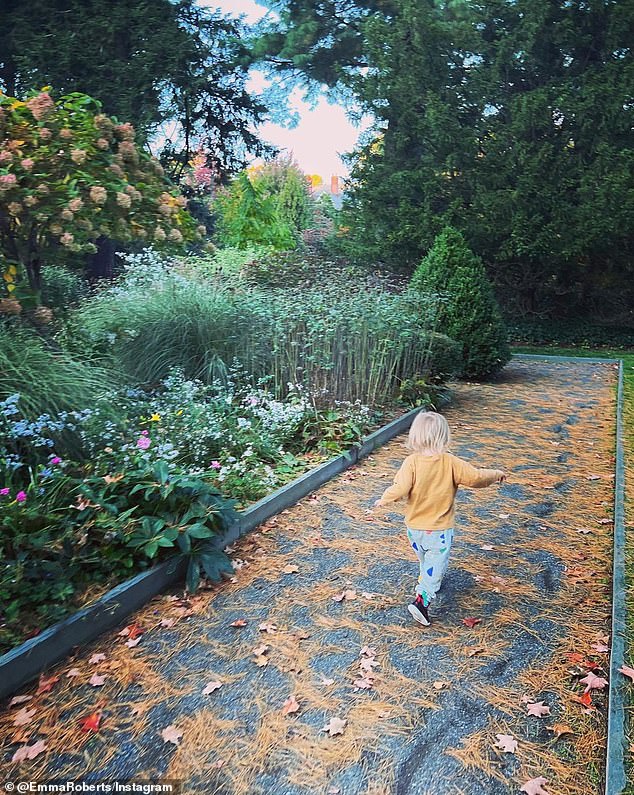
[408,596,430,626]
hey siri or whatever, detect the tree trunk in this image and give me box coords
[87,236,116,280]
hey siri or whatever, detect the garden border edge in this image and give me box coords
[0,405,426,700]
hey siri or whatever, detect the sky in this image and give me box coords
[206,0,372,178]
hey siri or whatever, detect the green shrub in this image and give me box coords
[0,459,237,652]
[507,319,634,349]
[411,227,510,379]
[425,332,463,382]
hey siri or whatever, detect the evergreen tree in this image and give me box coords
[0,0,270,178]
[254,0,634,317]
[411,227,510,379]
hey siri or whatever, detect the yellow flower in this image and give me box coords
[150,413,161,422]
[175,410,183,416]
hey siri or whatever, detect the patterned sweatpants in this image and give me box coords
[406,527,454,606]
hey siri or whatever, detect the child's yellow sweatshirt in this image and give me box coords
[380,452,503,530]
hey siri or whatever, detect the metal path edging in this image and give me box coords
[0,407,421,700]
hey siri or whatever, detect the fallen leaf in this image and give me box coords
[360,657,379,672]
[11,740,47,763]
[572,691,594,708]
[526,701,551,718]
[11,729,32,744]
[203,681,223,695]
[66,668,81,679]
[575,527,592,535]
[360,646,377,657]
[586,474,601,481]
[160,618,176,629]
[328,788,341,795]
[230,619,247,627]
[480,544,494,551]
[462,617,481,629]
[282,695,300,715]
[13,708,36,727]
[253,644,269,656]
[125,637,142,648]
[598,518,612,525]
[211,760,226,769]
[494,733,518,753]
[520,695,532,704]
[353,677,374,690]
[580,672,608,692]
[259,622,278,634]
[520,777,550,795]
[433,681,448,690]
[37,675,59,694]
[333,589,357,602]
[592,642,609,653]
[322,717,347,737]
[254,655,269,668]
[80,711,102,733]
[118,623,143,640]
[89,674,106,687]
[293,631,310,640]
[548,723,574,739]
[9,695,33,706]
[89,653,107,665]
[619,664,634,682]
[282,564,299,574]
[320,677,335,686]
[498,513,510,519]
[160,725,183,745]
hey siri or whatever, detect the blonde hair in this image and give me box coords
[407,411,451,454]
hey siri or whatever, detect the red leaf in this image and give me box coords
[80,711,102,733]
[36,675,59,695]
[462,617,481,629]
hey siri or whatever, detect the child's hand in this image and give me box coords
[497,471,507,482]
[373,498,384,508]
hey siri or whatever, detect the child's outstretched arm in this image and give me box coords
[453,457,506,488]
[374,458,414,507]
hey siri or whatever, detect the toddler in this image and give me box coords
[374,411,505,626]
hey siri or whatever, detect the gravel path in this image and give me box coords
[0,359,618,795]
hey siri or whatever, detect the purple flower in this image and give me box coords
[137,436,151,450]
[16,491,27,503]
[141,430,149,436]
[211,460,221,469]
[0,487,10,496]
[50,456,62,465]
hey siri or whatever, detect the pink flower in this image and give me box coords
[59,128,73,140]
[20,158,34,170]
[0,487,10,496]
[118,140,137,160]
[114,122,135,141]
[211,461,221,469]
[60,209,74,222]
[60,232,74,246]
[0,150,12,164]
[116,192,132,208]
[70,149,86,164]
[26,92,55,121]
[136,436,151,450]
[0,173,17,191]
[68,197,83,212]
[39,127,52,140]
[16,491,27,503]
[96,138,109,150]
[141,430,149,436]
[89,185,107,205]
[50,457,62,465]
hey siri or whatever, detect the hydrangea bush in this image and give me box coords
[0,89,203,308]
